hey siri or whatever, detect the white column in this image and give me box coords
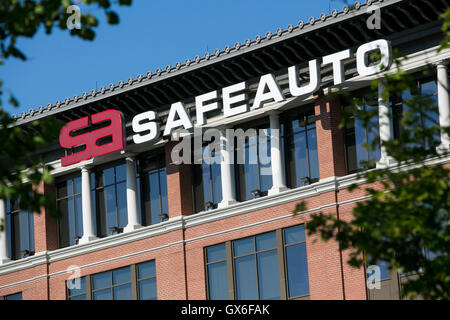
[268,111,287,195]
[79,166,97,244]
[218,128,237,208]
[436,62,450,153]
[0,199,10,264]
[124,156,141,232]
[377,79,396,168]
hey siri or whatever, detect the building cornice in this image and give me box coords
[12,0,408,126]
[0,251,48,276]
[39,44,450,179]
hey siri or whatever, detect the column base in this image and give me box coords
[268,185,288,196]
[218,199,237,209]
[0,257,10,265]
[78,235,98,245]
[124,224,142,233]
[376,156,397,168]
[436,143,450,155]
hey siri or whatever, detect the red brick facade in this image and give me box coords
[0,95,370,300]
[314,94,346,179]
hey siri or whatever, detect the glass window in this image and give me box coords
[205,225,310,300]
[56,174,83,247]
[193,140,223,212]
[137,152,168,225]
[233,232,280,300]
[378,260,391,280]
[6,200,34,260]
[137,261,157,300]
[93,163,128,237]
[344,91,384,173]
[396,78,440,149]
[206,244,228,300]
[4,292,22,300]
[346,75,441,174]
[283,225,309,298]
[283,109,319,188]
[92,267,132,300]
[236,124,273,201]
[66,261,157,300]
[67,277,86,300]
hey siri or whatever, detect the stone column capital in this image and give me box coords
[80,164,93,172]
[267,109,281,117]
[434,59,449,68]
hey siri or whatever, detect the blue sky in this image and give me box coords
[2,0,346,115]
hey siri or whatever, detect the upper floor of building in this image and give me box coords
[0,0,449,271]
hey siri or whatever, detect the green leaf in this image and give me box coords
[106,11,119,24]
[9,96,19,107]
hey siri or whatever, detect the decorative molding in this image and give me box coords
[2,154,447,277]
[47,215,184,263]
[0,251,48,276]
[183,176,338,229]
[1,154,449,287]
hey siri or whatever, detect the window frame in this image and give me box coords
[92,160,128,237]
[283,225,310,299]
[137,151,168,226]
[91,266,133,300]
[204,225,310,300]
[6,199,35,260]
[343,89,383,174]
[393,74,441,149]
[55,172,83,247]
[1,292,23,300]
[281,107,319,188]
[233,119,273,202]
[66,260,157,300]
[193,137,224,213]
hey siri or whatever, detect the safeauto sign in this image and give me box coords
[59,110,124,167]
[59,39,392,167]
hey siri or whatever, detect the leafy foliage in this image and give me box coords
[295,9,450,299]
[0,1,132,224]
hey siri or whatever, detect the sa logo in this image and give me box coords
[59,109,124,167]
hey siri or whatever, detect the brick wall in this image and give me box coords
[1,189,370,300]
[165,140,194,218]
[34,181,59,253]
[314,94,346,179]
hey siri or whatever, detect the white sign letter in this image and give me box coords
[252,73,284,110]
[322,49,351,85]
[356,39,392,77]
[223,81,249,118]
[195,90,220,126]
[289,59,321,97]
[163,102,193,137]
[132,111,160,144]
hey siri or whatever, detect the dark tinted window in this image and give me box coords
[93,163,128,236]
[56,174,83,247]
[137,152,168,225]
[283,109,319,187]
[6,200,34,260]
